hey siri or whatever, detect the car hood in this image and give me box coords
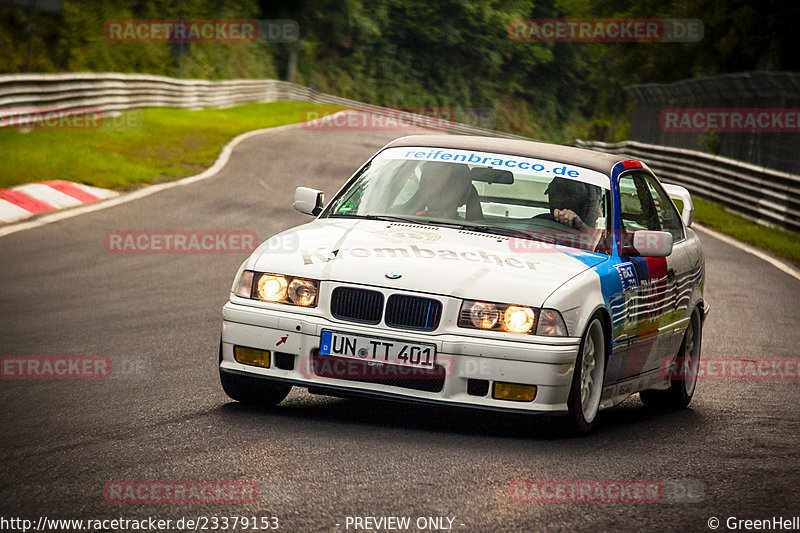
[250,219,607,307]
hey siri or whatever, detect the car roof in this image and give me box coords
[384,135,626,175]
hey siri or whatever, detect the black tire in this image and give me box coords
[563,315,607,436]
[640,308,702,410]
[220,369,292,406]
[218,342,291,406]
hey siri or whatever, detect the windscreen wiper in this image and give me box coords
[328,213,432,225]
[362,214,432,224]
[408,219,514,236]
[455,224,560,243]
[455,223,516,237]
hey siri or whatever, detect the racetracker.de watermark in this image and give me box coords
[1,107,143,131]
[508,228,604,253]
[508,229,671,257]
[297,353,458,382]
[509,18,703,42]
[0,355,151,380]
[104,481,258,504]
[104,230,259,254]
[302,108,496,131]
[660,108,800,132]
[661,356,800,381]
[1,356,111,379]
[104,19,298,43]
[509,479,704,503]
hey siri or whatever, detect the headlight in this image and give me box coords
[257,274,289,301]
[232,270,319,308]
[470,301,499,329]
[256,274,289,302]
[288,278,317,306]
[503,306,536,334]
[458,300,537,334]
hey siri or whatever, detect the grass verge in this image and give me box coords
[3,103,797,267]
[692,196,800,266]
[0,102,342,190]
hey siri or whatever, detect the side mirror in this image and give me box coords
[294,187,324,216]
[662,183,694,227]
[621,230,673,258]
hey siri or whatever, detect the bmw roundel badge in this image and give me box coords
[385,272,402,279]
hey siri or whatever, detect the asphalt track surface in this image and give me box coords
[1,122,799,532]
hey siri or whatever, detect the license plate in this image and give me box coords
[319,330,436,369]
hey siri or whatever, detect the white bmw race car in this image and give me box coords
[219,135,707,434]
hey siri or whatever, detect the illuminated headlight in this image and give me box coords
[458,300,537,334]
[288,278,317,306]
[458,301,568,336]
[232,270,319,307]
[257,274,289,301]
[535,309,569,336]
[503,306,536,334]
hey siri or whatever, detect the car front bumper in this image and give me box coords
[220,301,581,413]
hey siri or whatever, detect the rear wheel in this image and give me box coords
[640,308,702,409]
[563,316,606,435]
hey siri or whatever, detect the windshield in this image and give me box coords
[322,146,611,254]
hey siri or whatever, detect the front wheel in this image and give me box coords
[563,316,606,435]
[220,369,292,407]
[640,308,702,410]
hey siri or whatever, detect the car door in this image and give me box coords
[616,171,689,379]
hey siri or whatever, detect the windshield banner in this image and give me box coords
[375,146,610,189]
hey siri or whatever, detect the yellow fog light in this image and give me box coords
[492,382,537,402]
[257,274,288,302]
[233,346,270,368]
[502,306,536,334]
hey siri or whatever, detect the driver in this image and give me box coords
[545,177,601,230]
[413,163,474,220]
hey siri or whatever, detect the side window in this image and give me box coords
[618,174,654,231]
[644,176,684,241]
[618,173,684,241]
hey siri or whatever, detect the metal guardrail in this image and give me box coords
[575,139,800,232]
[2,73,797,232]
[625,72,800,175]
[0,73,525,139]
